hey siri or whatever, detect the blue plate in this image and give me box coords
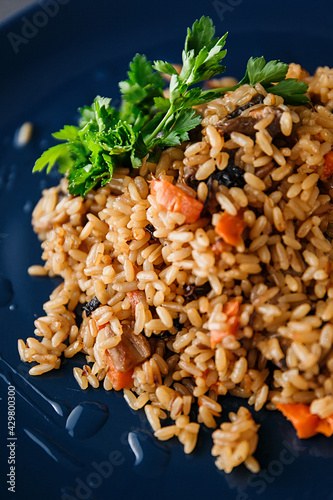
[1,1,333,499]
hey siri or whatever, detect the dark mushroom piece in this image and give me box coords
[217,105,283,139]
[82,296,101,317]
[107,325,151,373]
[180,163,200,190]
[228,93,265,119]
[184,282,212,300]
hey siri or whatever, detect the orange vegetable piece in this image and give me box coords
[210,299,241,348]
[105,351,134,391]
[215,211,246,246]
[315,418,333,437]
[322,150,333,180]
[326,414,333,428]
[276,403,320,439]
[320,414,333,437]
[126,290,145,315]
[227,315,239,336]
[150,179,203,223]
[224,299,240,317]
[96,321,108,332]
[210,329,231,347]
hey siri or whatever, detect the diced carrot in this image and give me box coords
[105,351,134,391]
[126,290,144,315]
[96,321,108,332]
[224,299,240,317]
[276,403,320,439]
[278,404,333,438]
[209,383,219,394]
[210,329,231,347]
[210,299,241,348]
[210,317,240,347]
[315,418,333,437]
[215,211,246,247]
[228,315,239,336]
[321,150,333,180]
[326,414,333,429]
[321,414,333,436]
[150,179,203,223]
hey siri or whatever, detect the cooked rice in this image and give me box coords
[20,64,333,473]
[212,406,260,473]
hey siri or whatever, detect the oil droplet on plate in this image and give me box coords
[128,429,170,477]
[66,401,109,439]
[23,200,33,213]
[0,355,70,423]
[0,276,13,306]
[25,428,83,471]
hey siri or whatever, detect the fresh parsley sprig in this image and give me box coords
[146,17,227,145]
[33,16,309,197]
[200,56,309,106]
[34,97,140,195]
[118,53,164,130]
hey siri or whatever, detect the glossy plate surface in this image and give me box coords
[1,1,333,499]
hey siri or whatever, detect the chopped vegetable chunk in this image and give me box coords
[322,150,333,180]
[105,351,134,391]
[215,211,246,246]
[210,299,241,348]
[276,403,320,438]
[277,403,333,439]
[151,179,203,223]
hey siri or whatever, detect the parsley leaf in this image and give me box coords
[33,143,72,174]
[265,78,309,105]
[34,96,139,196]
[245,57,288,86]
[240,57,309,105]
[152,60,178,77]
[206,56,309,105]
[52,125,79,142]
[148,108,201,149]
[184,16,216,55]
[119,53,164,130]
[179,16,227,86]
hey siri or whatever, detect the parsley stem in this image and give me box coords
[145,107,175,147]
[145,83,240,149]
[200,83,241,101]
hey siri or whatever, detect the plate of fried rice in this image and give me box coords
[1,1,333,499]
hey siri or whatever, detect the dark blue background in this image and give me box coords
[1,1,333,499]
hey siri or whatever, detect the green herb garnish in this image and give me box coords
[33,16,309,197]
